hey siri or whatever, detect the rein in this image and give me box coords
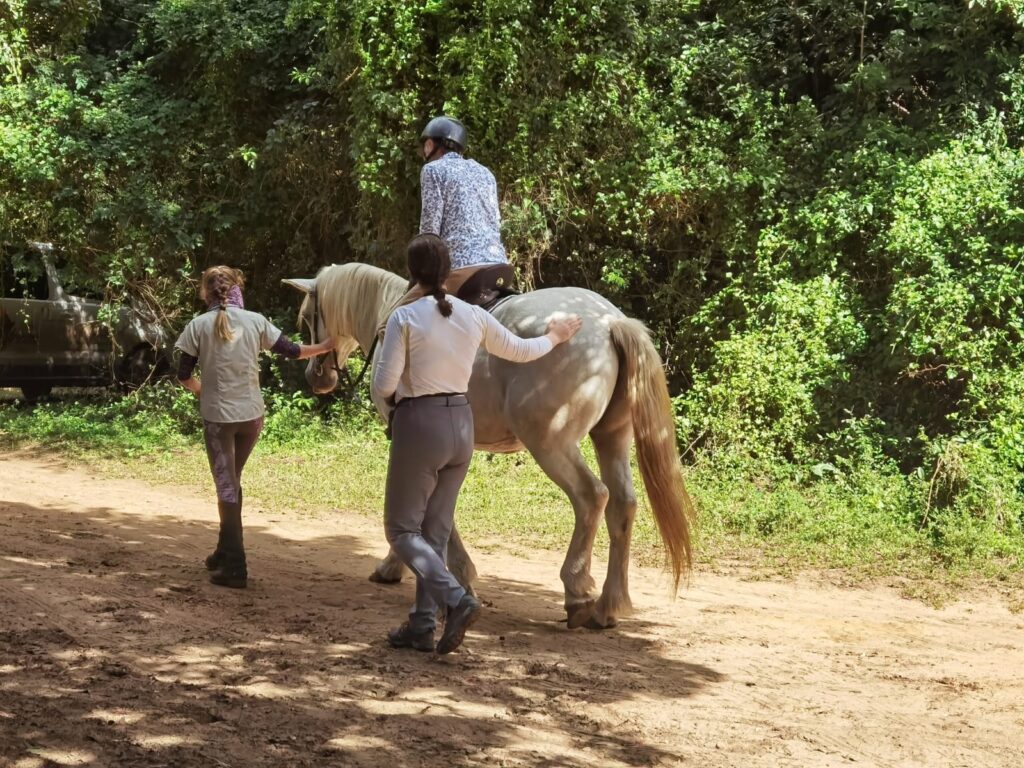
[347,337,378,393]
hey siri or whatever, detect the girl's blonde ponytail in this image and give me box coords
[200,266,244,342]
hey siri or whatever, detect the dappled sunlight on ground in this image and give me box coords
[0,454,717,767]
[1,451,1023,767]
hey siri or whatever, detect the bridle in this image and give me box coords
[308,286,376,400]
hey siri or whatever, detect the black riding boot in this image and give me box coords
[209,498,247,588]
[206,488,242,571]
[205,503,227,571]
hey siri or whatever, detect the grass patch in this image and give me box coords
[1,385,1022,603]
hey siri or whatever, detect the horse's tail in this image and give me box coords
[609,318,694,588]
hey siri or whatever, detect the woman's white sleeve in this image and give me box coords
[372,313,407,400]
[480,309,554,362]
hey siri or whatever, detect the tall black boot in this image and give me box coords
[205,488,242,571]
[205,503,227,571]
[209,497,247,589]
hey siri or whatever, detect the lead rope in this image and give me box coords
[349,336,377,391]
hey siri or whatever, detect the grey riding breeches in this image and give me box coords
[384,394,473,634]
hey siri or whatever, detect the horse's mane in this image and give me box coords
[310,262,407,342]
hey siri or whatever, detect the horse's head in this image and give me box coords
[282,274,358,395]
[284,263,405,398]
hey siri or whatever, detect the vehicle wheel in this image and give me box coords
[117,346,166,391]
[21,385,52,404]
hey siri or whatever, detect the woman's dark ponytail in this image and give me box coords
[433,287,453,318]
[407,233,453,318]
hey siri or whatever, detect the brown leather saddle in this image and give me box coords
[455,264,519,312]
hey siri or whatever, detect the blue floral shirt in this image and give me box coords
[419,152,508,270]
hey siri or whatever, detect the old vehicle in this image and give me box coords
[0,243,170,401]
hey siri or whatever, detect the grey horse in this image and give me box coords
[285,263,693,629]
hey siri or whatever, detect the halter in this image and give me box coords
[309,287,377,400]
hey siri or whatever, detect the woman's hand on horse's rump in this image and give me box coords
[547,315,583,345]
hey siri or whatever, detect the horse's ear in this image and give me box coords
[282,278,315,295]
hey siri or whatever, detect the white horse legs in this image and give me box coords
[369,548,406,583]
[526,441,610,627]
[370,525,478,597]
[369,437,627,629]
[591,426,637,628]
[446,526,478,596]
[367,433,625,630]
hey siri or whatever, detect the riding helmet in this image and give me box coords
[421,116,467,153]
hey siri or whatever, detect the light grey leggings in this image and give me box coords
[384,395,473,634]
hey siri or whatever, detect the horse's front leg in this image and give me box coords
[447,525,478,597]
[369,548,407,584]
[369,524,478,595]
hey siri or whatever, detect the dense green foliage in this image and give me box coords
[2,0,1024,565]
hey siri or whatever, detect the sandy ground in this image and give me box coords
[1,450,1023,768]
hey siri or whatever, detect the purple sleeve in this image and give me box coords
[177,352,198,381]
[270,332,301,359]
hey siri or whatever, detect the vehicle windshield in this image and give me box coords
[53,255,105,301]
[1,249,49,300]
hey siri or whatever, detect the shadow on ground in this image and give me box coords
[0,490,721,767]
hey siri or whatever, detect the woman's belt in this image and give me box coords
[395,392,468,407]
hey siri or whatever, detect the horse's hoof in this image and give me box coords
[583,615,618,631]
[566,600,595,629]
[368,572,402,585]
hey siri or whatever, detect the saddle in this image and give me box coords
[455,264,519,312]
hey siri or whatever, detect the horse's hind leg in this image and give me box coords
[525,441,609,628]
[590,423,637,629]
[370,524,477,596]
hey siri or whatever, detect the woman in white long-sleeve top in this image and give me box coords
[372,233,581,654]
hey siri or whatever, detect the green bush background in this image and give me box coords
[2,1,1024,571]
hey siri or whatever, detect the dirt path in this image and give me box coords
[1,451,1022,768]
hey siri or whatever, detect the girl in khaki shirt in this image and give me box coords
[176,266,334,588]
